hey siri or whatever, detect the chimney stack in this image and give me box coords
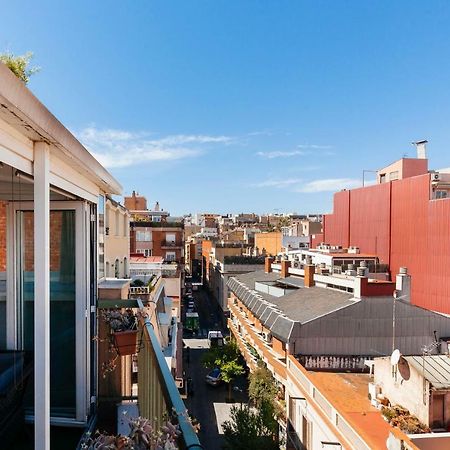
[281,259,291,278]
[304,263,315,288]
[265,256,274,273]
[395,267,411,302]
[413,140,428,159]
[354,264,368,298]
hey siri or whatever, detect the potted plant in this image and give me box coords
[102,309,138,356]
[80,415,180,449]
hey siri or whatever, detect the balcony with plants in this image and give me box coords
[93,290,202,449]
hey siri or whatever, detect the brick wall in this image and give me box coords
[124,191,147,210]
[23,211,64,271]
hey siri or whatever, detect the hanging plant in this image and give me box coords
[101,309,138,356]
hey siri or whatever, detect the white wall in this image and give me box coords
[374,357,430,425]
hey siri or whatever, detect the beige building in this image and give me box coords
[104,195,130,278]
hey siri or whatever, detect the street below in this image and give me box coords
[183,287,249,450]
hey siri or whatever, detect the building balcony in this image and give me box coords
[228,302,287,380]
[95,297,202,449]
[161,240,183,249]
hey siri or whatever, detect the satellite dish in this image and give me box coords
[390,349,401,365]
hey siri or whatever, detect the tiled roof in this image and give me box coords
[227,271,355,341]
[130,256,164,263]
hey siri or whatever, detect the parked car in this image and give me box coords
[207,330,224,348]
[205,368,222,386]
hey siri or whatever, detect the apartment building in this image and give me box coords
[130,221,184,262]
[193,212,219,228]
[104,195,130,278]
[126,197,184,263]
[234,212,259,225]
[227,255,450,449]
[201,241,263,319]
[0,63,199,448]
[124,191,169,222]
[184,236,203,278]
[321,143,450,314]
[283,219,322,237]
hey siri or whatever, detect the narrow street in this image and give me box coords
[183,287,249,450]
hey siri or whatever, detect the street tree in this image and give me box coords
[202,340,245,400]
[221,359,245,401]
[248,361,278,407]
[222,400,279,450]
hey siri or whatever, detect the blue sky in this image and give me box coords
[3,1,450,215]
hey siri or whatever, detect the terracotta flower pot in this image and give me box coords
[113,330,138,356]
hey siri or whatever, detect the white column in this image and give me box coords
[34,141,50,450]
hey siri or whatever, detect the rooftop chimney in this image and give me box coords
[395,267,411,303]
[265,256,274,273]
[413,140,428,159]
[281,259,291,278]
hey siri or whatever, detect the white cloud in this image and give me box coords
[251,178,302,189]
[256,150,306,159]
[77,126,232,169]
[247,130,274,137]
[297,144,333,150]
[296,178,361,193]
[155,134,232,145]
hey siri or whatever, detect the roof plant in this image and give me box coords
[0,51,40,83]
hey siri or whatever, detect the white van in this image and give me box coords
[207,330,224,348]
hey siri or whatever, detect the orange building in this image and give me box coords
[254,231,282,256]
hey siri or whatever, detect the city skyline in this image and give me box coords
[3,1,450,215]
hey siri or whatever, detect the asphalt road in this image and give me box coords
[183,288,248,450]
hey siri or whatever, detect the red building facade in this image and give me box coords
[323,172,450,313]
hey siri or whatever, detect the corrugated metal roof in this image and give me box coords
[404,355,450,389]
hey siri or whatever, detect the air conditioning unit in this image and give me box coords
[262,332,272,343]
[348,246,360,254]
[292,261,301,269]
[432,172,441,182]
[345,270,357,276]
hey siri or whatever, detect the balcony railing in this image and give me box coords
[161,240,183,248]
[136,298,202,449]
[131,221,184,228]
[129,285,152,296]
[95,297,202,449]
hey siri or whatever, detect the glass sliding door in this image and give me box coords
[17,209,78,418]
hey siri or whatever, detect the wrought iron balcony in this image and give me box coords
[161,240,183,248]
